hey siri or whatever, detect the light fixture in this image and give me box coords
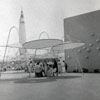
[89,43,93,47]
[96,47,100,51]
[67,56,71,59]
[96,39,100,43]
[86,48,91,53]
[77,49,81,53]
[83,46,87,50]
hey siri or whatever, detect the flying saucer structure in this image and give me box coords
[52,41,85,51]
[0,43,22,49]
[8,43,22,48]
[23,39,63,49]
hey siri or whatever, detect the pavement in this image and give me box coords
[0,71,100,100]
[0,70,29,80]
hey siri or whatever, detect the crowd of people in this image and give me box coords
[25,58,68,77]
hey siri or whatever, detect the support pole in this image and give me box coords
[51,47,59,76]
[73,49,84,75]
[0,26,18,78]
[34,31,49,59]
[66,34,84,75]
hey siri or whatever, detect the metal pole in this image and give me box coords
[51,47,56,58]
[34,31,49,58]
[23,48,30,77]
[34,31,49,59]
[66,35,83,75]
[0,26,18,77]
[5,47,10,65]
[39,31,49,39]
[51,47,59,76]
[30,32,49,77]
[73,49,84,75]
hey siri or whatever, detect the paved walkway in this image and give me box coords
[0,72,100,100]
[0,70,29,80]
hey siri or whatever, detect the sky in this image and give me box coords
[0,0,100,59]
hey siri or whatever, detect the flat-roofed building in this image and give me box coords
[64,10,100,72]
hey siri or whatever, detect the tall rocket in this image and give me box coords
[19,10,26,55]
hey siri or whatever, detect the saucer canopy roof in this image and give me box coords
[23,39,63,49]
[52,41,85,51]
[0,43,22,48]
[8,43,22,48]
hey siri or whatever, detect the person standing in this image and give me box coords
[57,60,62,73]
[28,60,33,77]
[27,58,33,77]
[53,59,58,76]
[63,61,68,72]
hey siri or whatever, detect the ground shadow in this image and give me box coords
[14,75,82,84]
[56,75,82,79]
[14,77,57,84]
[0,74,82,84]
